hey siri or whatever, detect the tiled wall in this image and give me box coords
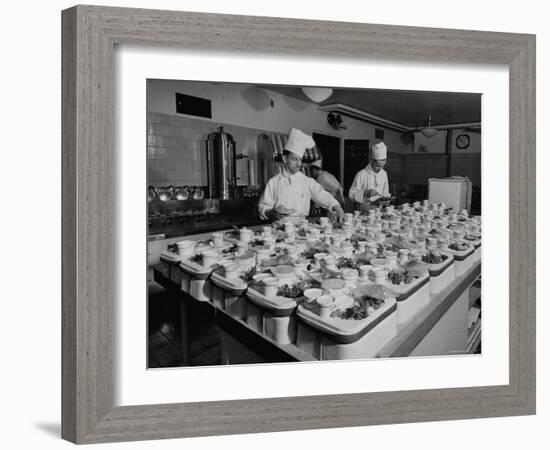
[147,112,277,188]
[449,153,481,186]
[384,152,408,192]
[386,153,481,189]
[147,113,205,186]
[147,112,481,193]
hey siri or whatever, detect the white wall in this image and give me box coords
[2,1,548,450]
[414,130,447,153]
[147,79,412,153]
[412,129,482,154]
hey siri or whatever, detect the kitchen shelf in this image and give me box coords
[467,276,481,353]
[467,319,482,353]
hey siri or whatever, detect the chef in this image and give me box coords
[309,159,345,208]
[258,128,345,222]
[348,141,391,210]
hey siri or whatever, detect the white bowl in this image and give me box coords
[304,288,324,303]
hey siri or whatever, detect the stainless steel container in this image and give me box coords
[205,127,237,199]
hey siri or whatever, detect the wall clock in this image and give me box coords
[456,133,471,149]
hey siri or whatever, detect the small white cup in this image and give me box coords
[202,250,218,267]
[239,228,253,243]
[322,279,345,297]
[438,239,449,250]
[223,263,239,280]
[262,277,279,298]
[373,267,386,284]
[212,232,224,246]
[324,255,337,269]
[176,240,195,256]
[359,264,373,279]
[316,295,333,318]
[293,260,308,277]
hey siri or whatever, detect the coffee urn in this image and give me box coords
[205,127,238,199]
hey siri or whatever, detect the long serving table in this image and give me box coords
[377,262,480,357]
[153,268,316,364]
[152,259,481,365]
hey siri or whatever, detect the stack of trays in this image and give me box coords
[295,297,397,360]
[386,273,431,325]
[179,259,217,301]
[161,240,231,295]
[210,272,248,320]
[245,286,301,345]
[445,243,475,277]
[159,250,185,284]
[464,233,482,263]
[423,253,456,294]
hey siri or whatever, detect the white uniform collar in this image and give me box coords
[281,167,301,178]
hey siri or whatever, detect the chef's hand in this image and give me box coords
[266,206,296,220]
[265,209,284,220]
[364,189,379,199]
[331,205,345,224]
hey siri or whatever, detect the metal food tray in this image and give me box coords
[423,252,455,277]
[445,244,475,261]
[384,272,430,300]
[159,250,186,264]
[210,272,248,296]
[296,297,397,344]
[179,259,218,280]
[246,287,300,317]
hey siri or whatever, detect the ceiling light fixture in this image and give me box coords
[421,115,438,138]
[302,87,333,103]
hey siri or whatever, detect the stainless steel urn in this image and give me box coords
[205,127,237,199]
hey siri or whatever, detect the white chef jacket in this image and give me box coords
[348,163,390,203]
[258,169,339,220]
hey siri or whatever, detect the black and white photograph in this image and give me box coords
[2,0,544,447]
[147,79,482,368]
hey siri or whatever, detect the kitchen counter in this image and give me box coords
[148,197,266,239]
[153,268,316,364]
[149,215,268,240]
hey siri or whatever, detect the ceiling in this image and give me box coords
[260,85,481,128]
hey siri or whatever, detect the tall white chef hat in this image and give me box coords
[372,142,387,160]
[284,128,316,158]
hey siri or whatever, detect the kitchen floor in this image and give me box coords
[148,284,222,368]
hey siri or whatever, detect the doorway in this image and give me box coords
[343,139,370,194]
[312,132,341,182]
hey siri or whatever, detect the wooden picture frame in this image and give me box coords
[61,5,536,444]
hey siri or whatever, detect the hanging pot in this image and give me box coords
[175,186,189,200]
